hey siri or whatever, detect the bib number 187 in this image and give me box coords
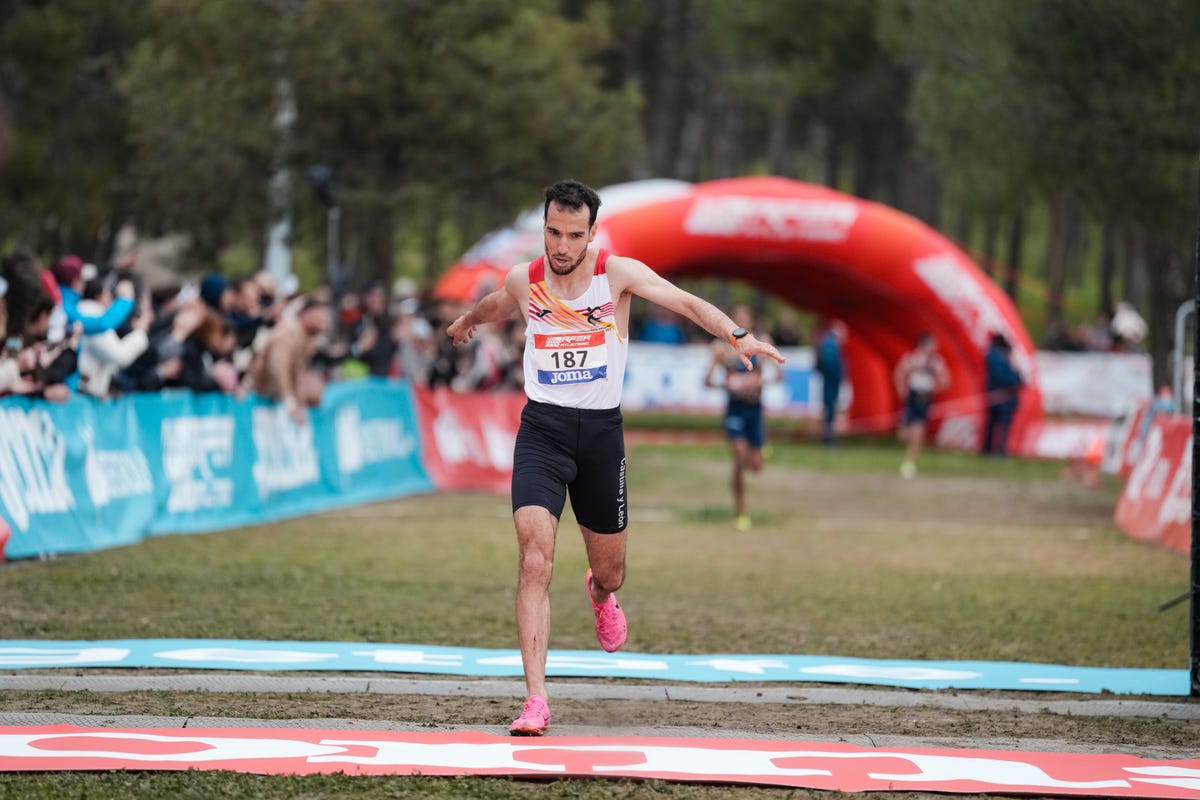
[550,350,587,369]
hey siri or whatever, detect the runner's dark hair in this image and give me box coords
[544,180,601,227]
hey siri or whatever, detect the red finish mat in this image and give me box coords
[0,725,1197,796]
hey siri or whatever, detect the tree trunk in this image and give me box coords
[1098,225,1117,316]
[644,0,690,177]
[423,207,443,285]
[1044,192,1083,327]
[953,208,973,250]
[1005,210,1024,302]
[1122,228,1149,313]
[766,101,791,177]
[1144,236,1186,390]
[894,155,940,228]
[822,123,841,188]
[357,203,396,288]
[981,217,999,277]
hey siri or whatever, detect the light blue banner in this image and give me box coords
[0,639,1187,695]
[0,380,433,559]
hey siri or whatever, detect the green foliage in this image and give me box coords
[885,0,1200,237]
[0,0,147,254]
[1006,0,1200,235]
[287,0,643,271]
[120,0,287,265]
[879,0,1035,214]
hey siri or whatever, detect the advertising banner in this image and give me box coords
[1114,414,1190,555]
[0,379,432,560]
[414,386,525,494]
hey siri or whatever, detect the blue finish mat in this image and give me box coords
[0,640,1187,695]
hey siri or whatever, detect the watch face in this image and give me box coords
[732,327,748,339]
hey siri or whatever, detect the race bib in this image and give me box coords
[533,330,608,386]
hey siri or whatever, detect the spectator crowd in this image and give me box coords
[0,247,530,417]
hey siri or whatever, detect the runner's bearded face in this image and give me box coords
[544,203,594,276]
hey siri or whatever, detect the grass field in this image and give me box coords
[0,436,1193,798]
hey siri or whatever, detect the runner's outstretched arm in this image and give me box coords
[447,266,522,345]
[616,257,785,369]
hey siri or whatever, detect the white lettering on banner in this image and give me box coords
[685,658,788,675]
[476,654,670,672]
[800,665,982,681]
[0,407,75,531]
[336,406,417,475]
[3,728,1199,791]
[432,408,514,470]
[81,426,153,508]
[335,406,364,473]
[0,732,348,763]
[1158,443,1191,527]
[351,649,464,667]
[162,416,235,512]
[0,647,129,666]
[252,406,319,498]
[1125,766,1200,790]
[914,254,1036,380]
[683,196,859,242]
[857,752,1127,790]
[432,408,479,465]
[1123,426,1166,503]
[154,648,338,664]
[481,420,515,470]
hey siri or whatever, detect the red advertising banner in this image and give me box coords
[414,387,525,494]
[1,725,1198,796]
[1114,414,1191,555]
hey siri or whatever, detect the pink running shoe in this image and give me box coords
[586,569,627,652]
[510,695,551,736]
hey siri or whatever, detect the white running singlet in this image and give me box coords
[523,249,628,409]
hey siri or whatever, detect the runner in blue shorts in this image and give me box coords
[893,331,949,479]
[705,304,777,532]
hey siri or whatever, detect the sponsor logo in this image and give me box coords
[616,457,626,528]
[0,407,75,532]
[335,406,417,475]
[81,426,153,508]
[582,304,612,325]
[538,332,603,349]
[914,254,1036,379]
[540,366,608,385]
[432,408,514,470]
[683,196,859,242]
[251,406,319,499]
[532,308,553,319]
[162,416,235,513]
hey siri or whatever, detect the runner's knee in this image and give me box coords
[590,564,624,594]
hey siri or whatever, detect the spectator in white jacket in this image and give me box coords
[76,277,151,398]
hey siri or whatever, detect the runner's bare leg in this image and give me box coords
[514,506,558,699]
[731,439,749,517]
[582,525,626,605]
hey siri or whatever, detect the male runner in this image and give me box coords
[704,304,777,531]
[448,180,784,735]
[893,331,950,479]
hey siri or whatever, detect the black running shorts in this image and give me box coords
[512,400,628,534]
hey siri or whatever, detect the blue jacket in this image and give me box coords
[984,346,1023,408]
[816,332,843,383]
[60,285,135,335]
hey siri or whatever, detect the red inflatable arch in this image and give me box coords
[437,176,1042,448]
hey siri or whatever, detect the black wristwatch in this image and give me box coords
[729,327,749,346]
